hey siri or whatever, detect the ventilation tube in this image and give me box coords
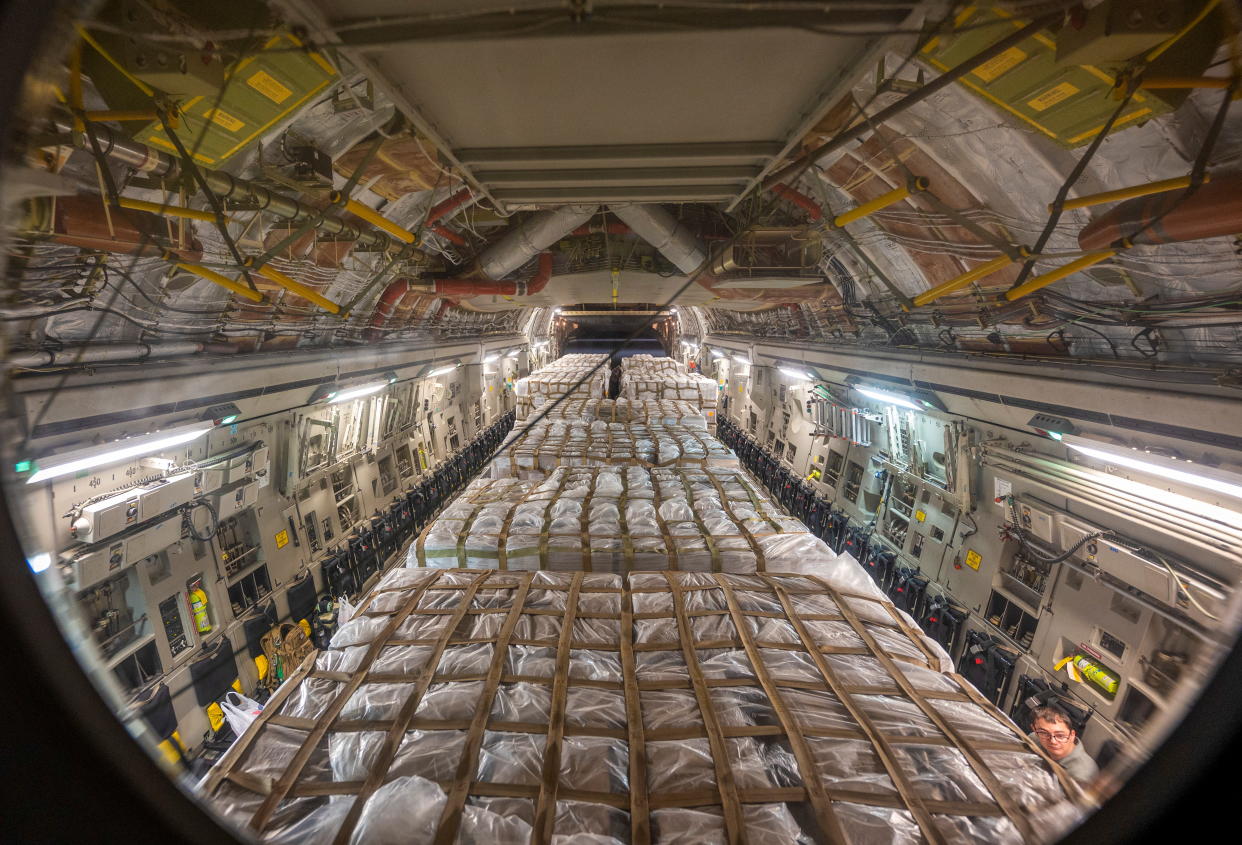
[478,205,599,280]
[609,204,832,302]
[1079,174,1242,249]
[609,204,706,274]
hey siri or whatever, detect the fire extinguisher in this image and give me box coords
[189,580,212,634]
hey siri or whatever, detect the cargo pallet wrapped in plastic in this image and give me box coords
[200,567,1083,844]
[491,420,737,479]
[515,398,708,428]
[621,354,687,376]
[410,466,853,573]
[514,358,611,421]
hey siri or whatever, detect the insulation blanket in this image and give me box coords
[491,420,737,479]
[201,568,1083,844]
[410,466,849,574]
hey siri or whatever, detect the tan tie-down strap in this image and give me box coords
[211,571,1082,844]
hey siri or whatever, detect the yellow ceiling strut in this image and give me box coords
[331,192,419,245]
[172,260,266,303]
[1056,174,1210,212]
[911,249,1027,307]
[248,260,343,314]
[1004,250,1117,301]
[833,176,929,228]
[119,197,218,222]
[84,109,162,122]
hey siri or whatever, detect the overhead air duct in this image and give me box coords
[21,195,203,261]
[1078,174,1242,249]
[370,205,591,332]
[609,204,832,302]
[477,205,598,280]
[609,204,705,274]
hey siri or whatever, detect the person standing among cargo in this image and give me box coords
[1029,705,1098,784]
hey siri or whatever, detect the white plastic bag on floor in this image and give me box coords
[337,596,357,626]
[220,691,264,738]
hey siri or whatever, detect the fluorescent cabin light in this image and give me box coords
[507,349,521,358]
[779,367,814,381]
[855,386,923,412]
[533,340,549,348]
[710,349,726,359]
[483,354,500,363]
[1066,441,1242,501]
[28,553,51,574]
[732,354,750,365]
[26,424,212,484]
[328,382,387,404]
[429,365,458,377]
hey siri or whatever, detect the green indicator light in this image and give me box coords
[220,415,239,425]
[14,460,32,473]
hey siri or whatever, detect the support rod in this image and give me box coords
[173,261,267,303]
[1056,175,1209,212]
[761,14,1056,191]
[249,261,343,314]
[834,177,928,227]
[119,198,218,222]
[912,251,1025,307]
[1003,250,1116,301]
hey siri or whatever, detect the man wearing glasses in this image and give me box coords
[1030,705,1099,784]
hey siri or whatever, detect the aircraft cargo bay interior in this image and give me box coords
[0,1,1240,842]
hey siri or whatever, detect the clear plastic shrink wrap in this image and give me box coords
[410,466,846,574]
[201,568,1083,844]
[514,355,610,420]
[491,419,736,478]
[516,397,709,428]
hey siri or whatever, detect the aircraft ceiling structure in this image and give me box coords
[3,0,1242,366]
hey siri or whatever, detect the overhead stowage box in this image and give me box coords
[83,1,336,167]
[919,3,1218,147]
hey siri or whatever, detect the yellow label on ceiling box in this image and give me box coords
[247,70,293,104]
[972,47,1027,83]
[204,108,244,132]
[1028,82,1080,112]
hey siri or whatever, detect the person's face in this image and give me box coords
[1033,717,1076,760]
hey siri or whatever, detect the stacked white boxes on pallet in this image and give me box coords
[491,420,737,479]
[619,356,717,426]
[515,354,611,421]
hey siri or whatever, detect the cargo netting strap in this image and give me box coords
[532,573,584,839]
[713,574,847,841]
[666,573,747,842]
[762,574,944,844]
[431,572,535,844]
[330,571,492,845]
[249,570,446,831]
[619,576,651,844]
[807,573,1037,842]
